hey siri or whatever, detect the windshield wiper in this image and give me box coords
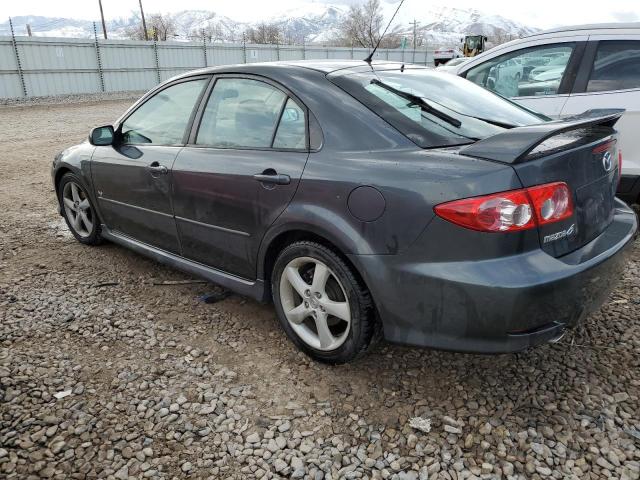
[370,79,462,128]
[465,116,516,129]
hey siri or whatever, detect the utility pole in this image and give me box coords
[409,19,419,64]
[410,19,419,49]
[98,0,107,39]
[26,24,32,37]
[139,0,149,41]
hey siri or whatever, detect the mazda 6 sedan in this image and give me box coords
[52,60,637,363]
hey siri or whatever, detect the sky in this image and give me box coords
[1,0,639,29]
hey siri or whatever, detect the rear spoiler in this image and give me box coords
[460,109,624,164]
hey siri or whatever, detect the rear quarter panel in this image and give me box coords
[261,148,523,266]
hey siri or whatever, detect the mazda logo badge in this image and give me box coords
[602,151,613,172]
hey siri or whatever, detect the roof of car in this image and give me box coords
[534,22,640,36]
[182,59,414,78]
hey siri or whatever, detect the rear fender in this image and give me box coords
[256,202,373,280]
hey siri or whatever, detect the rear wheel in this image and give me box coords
[272,241,375,364]
[59,173,103,245]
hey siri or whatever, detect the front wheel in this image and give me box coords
[272,241,376,364]
[58,173,103,246]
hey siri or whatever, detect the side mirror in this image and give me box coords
[89,125,115,146]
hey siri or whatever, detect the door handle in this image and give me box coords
[147,162,168,175]
[253,172,290,185]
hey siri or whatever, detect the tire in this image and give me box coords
[271,241,375,364]
[58,173,103,246]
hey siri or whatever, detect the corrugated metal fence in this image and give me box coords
[0,36,437,99]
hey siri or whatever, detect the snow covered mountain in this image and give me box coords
[0,2,540,47]
[385,4,540,47]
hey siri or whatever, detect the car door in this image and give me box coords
[91,77,209,254]
[461,37,587,118]
[560,36,640,193]
[171,75,310,279]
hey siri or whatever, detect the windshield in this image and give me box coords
[466,37,479,50]
[328,67,547,148]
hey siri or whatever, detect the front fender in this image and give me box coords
[52,142,96,213]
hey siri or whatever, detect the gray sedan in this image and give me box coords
[52,61,637,363]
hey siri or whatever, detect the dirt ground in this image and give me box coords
[0,99,638,479]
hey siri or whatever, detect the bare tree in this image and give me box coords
[124,13,177,41]
[339,0,382,48]
[246,22,281,44]
[190,23,227,43]
[337,0,401,48]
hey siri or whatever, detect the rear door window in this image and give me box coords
[587,40,640,92]
[196,78,287,148]
[465,44,575,98]
[273,99,306,149]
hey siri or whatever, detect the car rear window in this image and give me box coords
[328,67,547,148]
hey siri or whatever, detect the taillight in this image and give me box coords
[592,139,616,154]
[434,182,574,233]
[434,190,534,232]
[618,149,623,182]
[526,182,573,225]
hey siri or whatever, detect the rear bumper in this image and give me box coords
[349,200,637,353]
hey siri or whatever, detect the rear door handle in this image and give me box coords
[253,172,290,185]
[147,162,168,175]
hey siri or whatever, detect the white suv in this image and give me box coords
[451,23,640,205]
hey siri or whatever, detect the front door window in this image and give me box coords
[466,44,575,98]
[120,79,207,145]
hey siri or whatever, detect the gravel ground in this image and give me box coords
[0,100,639,480]
[0,91,144,108]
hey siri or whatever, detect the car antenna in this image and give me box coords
[364,0,406,65]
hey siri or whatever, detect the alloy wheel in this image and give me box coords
[62,181,94,238]
[279,256,351,351]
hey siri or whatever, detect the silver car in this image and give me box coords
[449,23,640,205]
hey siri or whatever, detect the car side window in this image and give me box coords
[466,44,575,98]
[587,40,640,92]
[121,79,207,145]
[273,99,306,149]
[196,78,288,148]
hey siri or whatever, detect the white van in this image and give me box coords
[451,23,640,205]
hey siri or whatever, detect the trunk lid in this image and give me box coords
[460,110,623,257]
